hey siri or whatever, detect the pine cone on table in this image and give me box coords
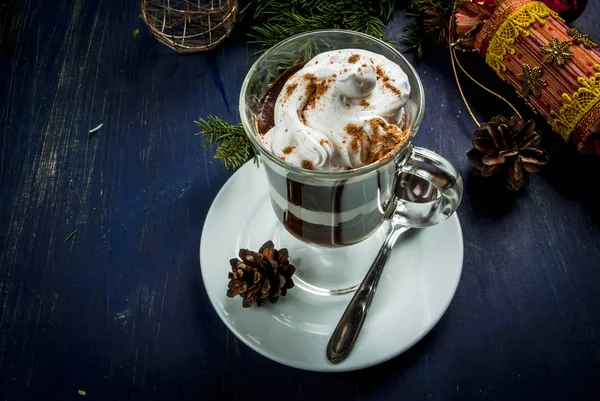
[227,241,296,308]
[467,115,550,191]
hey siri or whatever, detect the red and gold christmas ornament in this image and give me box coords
[473,0,600,155]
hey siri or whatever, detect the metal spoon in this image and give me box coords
[326,147,463,364]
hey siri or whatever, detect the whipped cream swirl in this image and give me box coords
[260,49,411,171]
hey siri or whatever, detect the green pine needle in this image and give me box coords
[195,116,258,169]
[194,116,245,145]
[402,22,426,59]
[214,136,252,170]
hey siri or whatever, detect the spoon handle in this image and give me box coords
[326,225,409,364]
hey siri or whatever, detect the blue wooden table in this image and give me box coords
[1,1,600,400]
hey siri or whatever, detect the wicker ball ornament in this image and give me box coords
[140,0,238,53]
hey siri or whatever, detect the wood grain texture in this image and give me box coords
[1,1,600,400]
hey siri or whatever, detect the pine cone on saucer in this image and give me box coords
[467,115,550,191]
[227,241,296,308]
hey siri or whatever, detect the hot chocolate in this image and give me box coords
[254,49,413,246]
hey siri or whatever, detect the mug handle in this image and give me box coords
[389,145,463,227]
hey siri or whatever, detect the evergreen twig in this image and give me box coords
[214,136,253,170]
[239,0,396,50]
[401,0,455,58]
[195,116,258,169]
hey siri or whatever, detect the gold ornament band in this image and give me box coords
[476,0,536,56]
[571,100,600,155]
[483,1,562,79]
[549,65,600,141]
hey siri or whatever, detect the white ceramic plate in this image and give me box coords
[200,162,463,372]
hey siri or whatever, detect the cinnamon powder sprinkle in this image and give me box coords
[282,145,294,154]
[369,118,386,131]
[316,80,329,100]
[345,123,365,136]
[360,100,370,108]
[384,82,402,97]
[375,65,390,82]
[302,160,314,170]
[302,73,318,105]
[303,79,329,113]
[384,124,407,138]
[303,83,317,110]
[285,82,298,98]
[344,123,367,154]
[348,54,360,63]
[363,118,410,164]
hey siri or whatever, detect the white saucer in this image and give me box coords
[200,162,464,372]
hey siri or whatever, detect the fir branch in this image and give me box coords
[195,116,257,169]
[400,0,455,58]
[240,0,396,49]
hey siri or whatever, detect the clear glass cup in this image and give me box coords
[239,30,458,295]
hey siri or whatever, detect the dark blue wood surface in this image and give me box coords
[1,1,600,400]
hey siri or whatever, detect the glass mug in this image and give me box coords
[240,30,462,294]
